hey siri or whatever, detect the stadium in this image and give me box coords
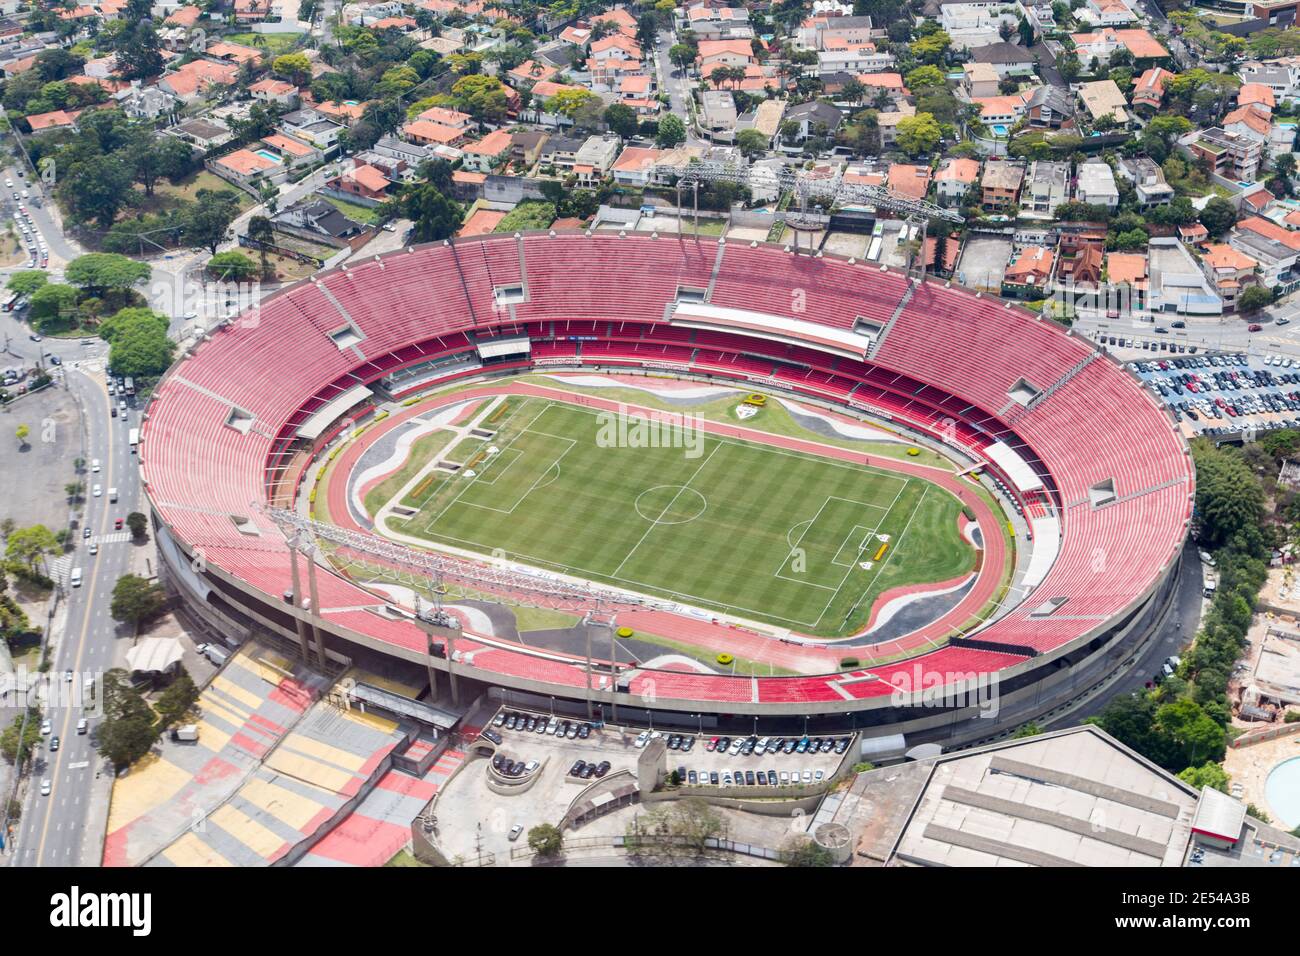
[140,232,1194,745]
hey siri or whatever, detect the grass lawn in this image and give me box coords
[363,429,454,515]
[387,396,974,637]
[325,196,381,226]
[385,849,428,867]
[0,227,24,266]
[225,32,305,55]
[137,171,255,218]
[494,200,556,233]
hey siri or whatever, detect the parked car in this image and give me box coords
[635,730,650,748]
[595,761,611,778]
[508,824,524,842]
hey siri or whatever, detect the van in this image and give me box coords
[203,644,230,666]
[70,568,83,587]
[108,487,118,503]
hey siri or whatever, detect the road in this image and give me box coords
[654,27,706,146]
[1072,305,1300,361]
[4,348,140,866]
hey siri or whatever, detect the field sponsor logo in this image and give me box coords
[886,664,1000,718]
[49,887,151,937]
[594,403,705,460]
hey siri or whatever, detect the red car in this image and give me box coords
[1248,324,1263,332]
[114,517,123,530]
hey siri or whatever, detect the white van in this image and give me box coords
[70,568,83,587]
[108,487,118,503]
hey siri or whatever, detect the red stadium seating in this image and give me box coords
[141,235,1191,708]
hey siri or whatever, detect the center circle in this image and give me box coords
[635,485,708,525]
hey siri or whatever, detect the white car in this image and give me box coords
[91,459,100,473]
[92,484,102,497]
[634,730,650,748]
[40,719,51,735]
[508,824,524,842]
[88,543,98,555]
[728,738,744,756]
[801,769,813,784]
[40,778,51,796]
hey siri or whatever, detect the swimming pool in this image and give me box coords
[991,124,1009,137]
[254,149,283,164]
[1264,756,1300,829]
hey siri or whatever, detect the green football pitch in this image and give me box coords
[386,398,976,637]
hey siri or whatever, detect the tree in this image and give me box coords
[905,65,945,91]
[154,670,199,730]
[778,835,835,866]
[401,181,461,243]
[1199,196,1238,237]
[657,113,687,148]
[205,251,259,283]
[451,74,509,124]
[98,307,174,378]
[246,215,275,279]
[604,102,638,139]
[911,29,952,64]
[1238,285,1273,314]
[183,189,241,255]
[6,524,59,573]
[6,270,47,296]
[60,153,135,229]
[272,52,312,86]
[97,669,158,770]
[126,133,192,197]
[546,88,601,120]
[0,708,42,764]
[114,21,164,81]
[736,128,770,159]
[1193,439,1266,551]
[527,823,564,857]
[895,112,941,156]
[28,284,80,333]
[126,512,148,540]
[15,424,29,448]
[65,253,150,299]
[669,43,694,70]
[110,573,167,627]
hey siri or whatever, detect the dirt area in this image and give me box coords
[955,236,1013,293]
[822,231,869,259]
[0,383,83,532]
[0,227,25,266]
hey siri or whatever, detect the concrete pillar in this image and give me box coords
[288,543,311,661]
[305,551,326,670]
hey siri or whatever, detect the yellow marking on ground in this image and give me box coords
[107,755,192,831]
[264,750,354,794]
[197,695,247,730]
[162,832,233,867]
[209,674,264,711]
[278,734,367,772]
[239,777,326,830]
[349,669,421,698]
[209,804,286,861]
[342,708,399,734]
[246,653,295,685]
[194,717,234,753]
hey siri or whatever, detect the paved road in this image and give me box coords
[6,356,140,866]
[1072,307,1300,361]
[654,27,706,146]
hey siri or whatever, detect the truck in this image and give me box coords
[124,376,134,396]
[172,724,199,742]
[108,487,118,503]
[203,644,230,666]
[128,428,139,453]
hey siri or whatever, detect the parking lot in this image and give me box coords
[955,236,1013,293]
[1130,351,1300,439]
[431,708,852,862]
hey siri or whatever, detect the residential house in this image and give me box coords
[1147,237,1222,315]
[1055,231,1105,289]
[878,105,915,148]
[684,6,754,40]
[1002,245,1054,298]
[981,159,1025,211]
[1071,28,1168,65]
[886,163,932,201]
[1238,59,1300,105]
[211,147,281,187]
[159,58,239,102]
[1116,155,1174,206]
[461,129,514,172]
[1106,252,1149,308]
[1223,103,1295,158]
[328,163,393,204]
[26,110,78,133]
[572,134,622,186]
[968,41,1036,78]
[783,100,844,141]
[972,91,1032,127]
[816,46,895,75]
[938,0,1025,50]
[540,134,585,170]
[962,61,1000,99]
[170,117,232,151]
[510,129,549,167]
[1021,160,1070,218]
[402,119,469,147]
[697,38,754,71]
[1025,85,1075,129]
[1201,243,1258,312]
[701,89,738,139]
[1130,67,1170,113]
[1076,160,1120,208]
[522,80,590,126]
[280,108,343,150]
[1079,0,1137,26]
[249,77,299,108]
[1077,79,1131,127]
[261,132,321,168]
[610,146,661,187]
[113,82,176,121]
[935,156,980,206]
[1239,83,1276,110]
[315,100,368,126]
[508,59,559,88]
[1184,127,1263,182]
[1230,217,1300,292]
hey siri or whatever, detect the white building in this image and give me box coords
[1076,160,1120,208]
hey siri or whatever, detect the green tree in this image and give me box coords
[110,573,167,627]
[1199,196,1238,237]
[272,52,312,86]
[1178,761,1230,793]
[184,189,242,256]
[895,112,941,156]
[246,215,275,279]
[778,835,835,866]
[1155,697,1227,767]
[527,822,564,857]
[65,253,151,299]
[911,29,952,64]
[15,424,29,448]
[97,669,158,770]
[737,128,770,159]
[1193,439,1266,551]
[99,307,175,378]
[154,670,199,730]
[657,113,686,148]
[205,251,259,282]
[1238,285,1273,314]
[604,102,638,139]
[401,182,462,243]
[28,283,80,332]
[5,524,59,573]
[6,270,47,297]
[0,708,42,764]
[126,512,148,540]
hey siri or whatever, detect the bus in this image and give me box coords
[128,428,139,454]
[124,376,135,396]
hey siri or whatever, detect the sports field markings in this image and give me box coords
[830,525,878,568]
[399,400,954,631]
[457,437,577,517]
[474,447,522,486]
[610,443,720,579]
